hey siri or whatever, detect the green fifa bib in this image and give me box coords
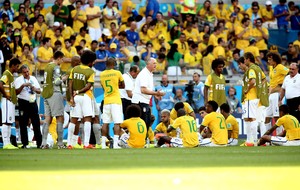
[41,63,56,99]
[211,73,226,106]
[71,66,94,95]
[2,70,17,104]
[242,64,269,107]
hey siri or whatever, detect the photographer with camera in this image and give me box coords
[184,73,205,112]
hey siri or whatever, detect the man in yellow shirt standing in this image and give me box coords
[184,43,202,68]
[71,0,86,34]
[259,105,300,146]
[235,18,252,51]
[119,105,147,148]
[265,52,289,134]
[100,58,125,149]
[86,0,101,41]
[241,52,268,146]
[199,100,228,146]
[208,26,221,47]
[173,33,189,55]
[121,0,133,24]
[212,38,225,59]
[37,37,53,75]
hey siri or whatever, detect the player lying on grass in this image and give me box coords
[258,105,300,146]
[220,103,239,146]
[156,109,199,148]
[119,105,147,148]
[199,101,228,147]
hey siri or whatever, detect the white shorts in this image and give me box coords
[119,133,130,148]
[242,99,259,119]
[265,92,280,117]
[200,138,227,147]
[271,136,300,146]
[1,98,15,124]
[102,104,123,124]
[88,27,101,41]
[93,98,100,117]
[256,106,266,123]
[70,94,94,118]
[170,137,183,148]
[228,138,238,146]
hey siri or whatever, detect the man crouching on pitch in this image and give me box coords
[157,109,199,148]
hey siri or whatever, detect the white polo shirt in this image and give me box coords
[131,67,153,104]
[15,75,40,101]
[282,73,300,99]
[120,72,134,100]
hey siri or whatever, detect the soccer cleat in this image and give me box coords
[113,145,121,149]
[21,145,31,149]
[73,144,83,149]
[240,142,255,147]
[84,144,95,149]
[95,144,102,149]
[57,144,67,149]
[3,144,18,150]
[41,144,50,149]
[67,145,73,149]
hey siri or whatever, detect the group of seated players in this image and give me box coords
[118,100,300,148]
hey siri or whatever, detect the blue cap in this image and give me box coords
[99,41,105,46]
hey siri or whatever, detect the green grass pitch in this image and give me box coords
[1,147,300,189]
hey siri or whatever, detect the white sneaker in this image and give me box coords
[113,145,121,149]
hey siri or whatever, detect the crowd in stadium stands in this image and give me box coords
[0,0,300,149]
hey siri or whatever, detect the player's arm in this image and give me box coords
[279,87,285,104]
[167,125,176,133]
[141,86,165,96]
[204,85,209,104]
[228,130,232,139]
[199,125,206,133]
[189,111,196,119]
[263,125,278,136]
[119,80,125,89]
[0,81,8,98]
[277,130,286,137]
[244,78,255,94]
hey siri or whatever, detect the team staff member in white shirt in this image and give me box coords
[131,58,165,129]
[15,65,42,149]
[280,63,300,121]
[120,65,139,119]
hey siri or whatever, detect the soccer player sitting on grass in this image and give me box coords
[170,102,196,120]
[119,105,147,148]
[258,105,300,146]
[157,109,199,148]
[220,103,239,146]
[199,101,228,147]
[154,109,176,138]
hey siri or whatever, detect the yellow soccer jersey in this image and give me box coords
[214,7,228,21]
[244,69,257,101]
[154,119,176,137]
[261,8,275,22]
[100,69,124,105]
[252,27,269,50]
[244,46,260,58]
[269,64,289,89]
[170,102,194,120]
[276,115,300,141]
[171,116,199,147]
[208,33,218,47]
[120,117,147,148]
[213,45,225,59]
[86,6,101,29]
[155,60,166,73]
[184,52,202,67]
[202,53,214,75]
[71,10,87,33]
[202,112,228,145]
[34,22,48,37]
[61,47,78,72]
[235,25,251,50]
[139,31,150,45]
[226,114,239,139]
[37,46,53,71]
[173,39,189,55]
[183,28,200,42]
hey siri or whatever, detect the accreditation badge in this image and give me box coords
[29,94,36,103]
